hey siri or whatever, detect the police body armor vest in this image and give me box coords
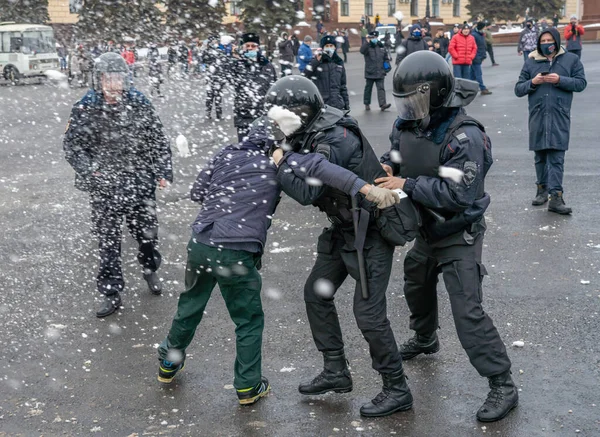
[294,108,386,224]
[395,113,486,204]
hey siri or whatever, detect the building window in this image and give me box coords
[365,0,373,16]
[388,0,395,16]
[453,0,460,17]
[230,0,241,16]
[410,0,418,17]
[432,0,439,17]
[341,0,350,16]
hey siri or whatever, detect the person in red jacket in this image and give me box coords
[564,15,585,59]
[448,23,477,79]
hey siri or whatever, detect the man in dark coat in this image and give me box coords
[471,22,492,95]
[278,31,295,76]
[433,29,449,58]
[396,25,428,65]
[360,30,391,111]
[231,33,278,142]
[202,35,229,121]
[63,53,173,317]
[515,27,586,214]
[304,35,349,111]
[378,50,517,423]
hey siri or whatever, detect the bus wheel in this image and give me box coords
[3,66,21,83]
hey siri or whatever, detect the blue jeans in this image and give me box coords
[523,50,532,61]
[452,64,471,79]
[534,150,566,194]
[470,62,486,90]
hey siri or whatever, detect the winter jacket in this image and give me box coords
[231,54,278,128]
[191,127,367,253]
[514,28,587,151]
[471,30,487,64]
[297,42,314,73]
[484,29,494,45]
[448,33,477,65]
[433,36,449,58]
[360,40,390,79]
[518,28,538,53]
[63,88,173,196]
[396,36,428,65]
[201,45,229,79]
[381,108,493,238]
[305,52,349,110]
[278,38,295,63]
[564,24,585,51]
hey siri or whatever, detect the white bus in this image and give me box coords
[0,22,60,81]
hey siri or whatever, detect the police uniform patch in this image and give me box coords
[455,132,468,143]
[463,161,478,186]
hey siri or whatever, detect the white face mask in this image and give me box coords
[324,48,335,56]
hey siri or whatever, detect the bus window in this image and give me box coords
[1,32,19,53]
[11,36,24,53]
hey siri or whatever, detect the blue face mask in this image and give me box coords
[540,42,556,56]
[371,38,378,43]
[244,50,258,59]
[413,30,421,37]
[324,48,335,56]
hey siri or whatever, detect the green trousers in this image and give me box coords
[159,238,263,390]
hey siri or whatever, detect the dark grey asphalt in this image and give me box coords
[0,46,599,437]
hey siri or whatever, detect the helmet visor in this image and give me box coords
[393,84,431,120]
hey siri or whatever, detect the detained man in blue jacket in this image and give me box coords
[156,124,398,406]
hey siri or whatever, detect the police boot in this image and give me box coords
[360,369,413,417]
[144,271,162,295]
[531,184,548,206]
[548,191,572,215]
[476,371,518,422]
[399,332,440,360]
[298,349,353,395]
[96,293,122,318]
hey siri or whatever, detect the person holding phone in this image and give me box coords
[515,28,586,214]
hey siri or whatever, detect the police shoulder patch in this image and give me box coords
[455,132,469,143]
[463,161,478,186]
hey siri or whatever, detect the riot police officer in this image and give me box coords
[202,35,229,121]
[63,53,173,318]
[376,51,517,422]
[266,76,419,418]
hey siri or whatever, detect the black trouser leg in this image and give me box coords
[237,125,250,142]
[214,80,223,118]
[438,234,511,377]
[403,238,440,335]
[304,228,349,353]
[363,79,375,105]
[206,81,214,115]
[375,79,387,107]
[125,195,161,273]
[486,43,496,64]
[342,230,402,373]
[92,198,125,295]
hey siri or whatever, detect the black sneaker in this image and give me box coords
[399,332,440,360]
[96,293,122,318]
[158,357,185,383]
[237,377,270,405]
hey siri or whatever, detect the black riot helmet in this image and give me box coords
[392,50,454,120]
[93,52,129,92]
[264,75,324,136]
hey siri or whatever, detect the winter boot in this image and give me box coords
[380,103,391,111]
[96,293,122,318]
[298,349,353,395]
[548,191,572,215]
[237,376,270,405]
[476,371,518,422]
[399,332,440,360]
[144,271,162,295]
[365,104,371,111]
[480,89,493,95]
[157,354,185,383]
[360,369,413,417]
[531,184,549,206]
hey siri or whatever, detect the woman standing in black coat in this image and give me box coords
[305,35,350,111]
